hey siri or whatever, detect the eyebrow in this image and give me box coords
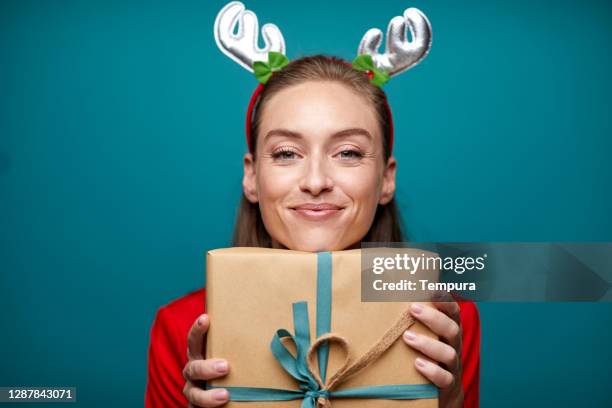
[263,128,373,143]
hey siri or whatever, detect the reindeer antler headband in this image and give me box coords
[214,1,432,153]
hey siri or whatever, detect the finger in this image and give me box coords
[415,357,455,389]
[410,303,460,342]
[428,297,463,352]
[183,359,230,382]
[402,330,458,371]
[183,382,229,408]
[432,300,461,325]
[188,314,210,360]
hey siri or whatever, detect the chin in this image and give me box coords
[286,232,345,252]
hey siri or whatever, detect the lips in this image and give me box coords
[290,203,344,221]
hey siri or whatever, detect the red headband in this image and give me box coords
[245,70,394,154]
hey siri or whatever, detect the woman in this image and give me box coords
[145,55,480,408]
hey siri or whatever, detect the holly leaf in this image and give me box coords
[370,69,390,87]
[352,54,374,72]
[352,54,390,87]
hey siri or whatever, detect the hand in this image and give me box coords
[402,300,464,408]
[183,314,231,407]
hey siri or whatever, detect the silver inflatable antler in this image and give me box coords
[214,1,286,73]
[358,8,432,77]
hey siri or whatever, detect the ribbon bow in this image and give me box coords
[270,301,437,408]
[253,51,290,84]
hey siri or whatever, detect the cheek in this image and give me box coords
[256,166,296,208]
[336,167,382,207]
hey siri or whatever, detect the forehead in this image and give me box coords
[258,81,380,138]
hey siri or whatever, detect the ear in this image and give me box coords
[243,152,259,203]
[379,156,397,205]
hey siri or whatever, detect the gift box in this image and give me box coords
[205,247,439,407]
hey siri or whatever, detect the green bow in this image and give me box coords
[352,54,390,87]
[252,51,290,84]
[252,52,390,87]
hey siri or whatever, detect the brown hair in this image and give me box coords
[232,55,406,247]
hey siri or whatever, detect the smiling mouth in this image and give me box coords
[289,204,345,221]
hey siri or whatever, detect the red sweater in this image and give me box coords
[145,288,480,407]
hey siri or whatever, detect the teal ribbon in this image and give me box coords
[315,251,332,383]
[207,251,438,406]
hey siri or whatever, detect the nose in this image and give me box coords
[298,153,334,196]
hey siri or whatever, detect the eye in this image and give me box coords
[336,148,363,160]
[271,147,299,161]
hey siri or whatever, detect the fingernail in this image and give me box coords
[403,330,416,341]
[198,315,208,326]
[411,303,423,314]
[214,360,228,373]
[415,357,427,368]
[212,389,228,401]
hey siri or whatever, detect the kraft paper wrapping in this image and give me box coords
[205,247,439,407]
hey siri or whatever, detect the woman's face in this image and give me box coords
[243,81,396,252]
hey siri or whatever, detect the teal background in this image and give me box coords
[1,0,611,406]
